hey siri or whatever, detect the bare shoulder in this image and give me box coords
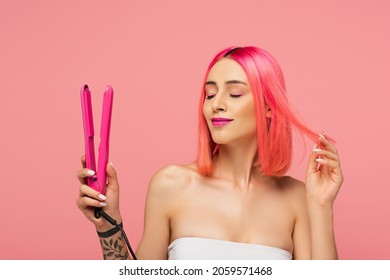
[147,162,198,196]
[275,176,307,209]
[276,175,306,194]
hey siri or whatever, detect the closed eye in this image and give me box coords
[205,93,243,99]
[205,94,215,99]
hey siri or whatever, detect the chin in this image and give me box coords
[210,134,241,146]
[209,130,232,144]
[210,130,257,146]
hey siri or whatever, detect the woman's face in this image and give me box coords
[203,58,257,146]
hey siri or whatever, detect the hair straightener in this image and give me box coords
[80,84,113,195]
[80,84,137,260]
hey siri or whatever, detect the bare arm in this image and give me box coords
[305,135,343,259]
[306,202,337,259]
[98,224,129,260]
[291,182,311,260]
[136,165,180,259]
[76,156,130,260]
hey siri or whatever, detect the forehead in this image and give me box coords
[207,58,248,84]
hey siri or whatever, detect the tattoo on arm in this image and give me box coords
[99,231,129,260]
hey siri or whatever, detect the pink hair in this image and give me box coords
[197,46,324,177]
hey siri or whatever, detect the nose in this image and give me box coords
[211,92,226,112]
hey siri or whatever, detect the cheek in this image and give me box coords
[202,102,212,128]
[240,99,256,123]
[237,101,257,134]
[242,112,257,132]
[202,102,208,118]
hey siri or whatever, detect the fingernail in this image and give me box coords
[315,158,325,162]
[109,161,114,168]
[319,134,326,139]
[87,170,95,176]
[81,154,85,159]
[98,194,107,201]
[313,148,322,153]
[99,202,107,207]
[313,144,318,150]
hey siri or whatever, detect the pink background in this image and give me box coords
[1,0,389,259]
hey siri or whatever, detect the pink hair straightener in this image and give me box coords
[80,84,113,195]
[79,85,137,259]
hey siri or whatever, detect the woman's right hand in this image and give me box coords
[76,155,122,232]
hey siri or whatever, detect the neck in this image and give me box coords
[212,139,261,190]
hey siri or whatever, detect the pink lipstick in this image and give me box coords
[211,117,233,127]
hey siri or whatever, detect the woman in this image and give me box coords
[76,46,343,260]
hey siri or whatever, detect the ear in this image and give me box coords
[265,104,272,118]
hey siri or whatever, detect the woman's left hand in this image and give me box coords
[305,134,343,206]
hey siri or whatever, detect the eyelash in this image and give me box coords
[205,94,242,99]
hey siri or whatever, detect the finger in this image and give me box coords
[315,158,342,172]
[81,154,86,168]
[313,148,339,161]
[106,162,119,189]
[76,195,107,210]
[306,149,320,176]
[79,184,107,201]
[76,168,96,185]
[318,136,338,154]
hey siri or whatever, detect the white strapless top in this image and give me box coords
[168,237,292,260]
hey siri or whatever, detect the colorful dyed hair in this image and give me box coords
[197,46,322,177]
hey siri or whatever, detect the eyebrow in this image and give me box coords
[205,80,248,86]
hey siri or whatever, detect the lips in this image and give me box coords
[211,117,233,127]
